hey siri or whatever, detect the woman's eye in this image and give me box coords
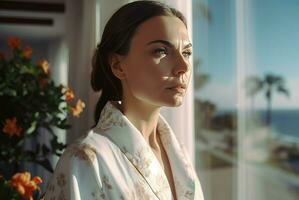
[183,51,192,58]
[153,48,168,57]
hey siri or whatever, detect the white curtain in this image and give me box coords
[66,0,195,163]
[65,0,99,142]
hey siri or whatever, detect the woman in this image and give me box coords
[45,1,204,199]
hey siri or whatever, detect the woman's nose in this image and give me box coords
[172,53,190,76]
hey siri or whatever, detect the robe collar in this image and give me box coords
[93,101,196,199]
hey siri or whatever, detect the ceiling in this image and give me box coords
[0,0,65,41]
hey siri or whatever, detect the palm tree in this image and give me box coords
[245,73,290,126]
[245,76,264,111]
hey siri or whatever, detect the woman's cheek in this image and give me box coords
[158,62,174,76]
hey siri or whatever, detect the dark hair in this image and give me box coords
[90,0,187,125]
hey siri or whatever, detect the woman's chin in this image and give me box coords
[163,96,184,107]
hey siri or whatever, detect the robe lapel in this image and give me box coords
[158,115,196,200]
[93,101,172,200]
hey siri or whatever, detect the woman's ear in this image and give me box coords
[109,53,126,80]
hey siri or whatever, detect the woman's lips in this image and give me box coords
[167,86,186,93]
[169,87,185,93]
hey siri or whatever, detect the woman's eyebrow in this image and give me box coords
[146,40,192,49]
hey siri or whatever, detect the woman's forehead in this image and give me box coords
[132,15,190,48]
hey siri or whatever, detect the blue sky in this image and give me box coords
[193,0,299,110]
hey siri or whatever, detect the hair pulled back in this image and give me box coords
[91,0,187,125]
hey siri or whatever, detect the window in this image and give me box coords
[193,0,299,199]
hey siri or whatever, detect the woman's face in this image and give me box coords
[120,15,192,108]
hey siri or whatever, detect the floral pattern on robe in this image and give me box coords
[45,101,204,200]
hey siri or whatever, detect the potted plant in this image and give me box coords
[0,37,85,199]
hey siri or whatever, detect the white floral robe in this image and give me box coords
[45,101,204,200]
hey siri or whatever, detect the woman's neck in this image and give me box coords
[119,98,161,150]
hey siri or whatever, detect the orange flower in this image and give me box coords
[10,172,42,200]
[37,60,49,75]
[2,117,22,137]
[64,87,74,101]
[8,37,21,49]
[71,99,85,117]
[22,46,32,59]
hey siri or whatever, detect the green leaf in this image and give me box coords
[26,120,37,134]
[32,190,41,200]
[3,88,17,96]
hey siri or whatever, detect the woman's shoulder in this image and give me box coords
[57,129,121,167]
[45,130,110,199]
[73,129,114,149]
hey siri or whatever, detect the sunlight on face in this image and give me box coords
[121,15,192,107]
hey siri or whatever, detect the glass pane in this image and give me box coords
[240,0,299,199]
[193,0,299,199]
[193,0,237,199]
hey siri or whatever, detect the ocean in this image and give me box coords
[257,109,299,138]
[215,109,299,139]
